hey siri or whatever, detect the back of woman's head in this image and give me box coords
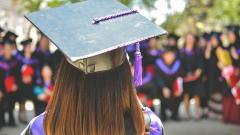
[44,57,145,135]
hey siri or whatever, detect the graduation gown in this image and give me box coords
[34,48,54,69]
[20,107,164,135]
[206,47,225,94]
[155,58,183,120]
[16,51,41,101]
[0,56,21,125]
[180,48,204,97]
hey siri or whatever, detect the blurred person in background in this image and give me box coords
[205,32,225,120]
[17,39,41,124]
[197,33,209,118]
[35,34,54,70]
[33,64,54,116]
[138,37,160,108]
[227,25,240,67]
[0,39,21,127]
[221,26,240,124]
[155,46,183,121]
[2,31,18,56]
[181,33,204,120]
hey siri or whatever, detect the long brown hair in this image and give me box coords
[44,57,145,135]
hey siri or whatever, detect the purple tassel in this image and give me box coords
[134,42,142,87]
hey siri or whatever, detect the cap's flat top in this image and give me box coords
[25,0,166,61]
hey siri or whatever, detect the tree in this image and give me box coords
[162,0,240,35]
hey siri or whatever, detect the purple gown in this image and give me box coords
[21,107,163,135]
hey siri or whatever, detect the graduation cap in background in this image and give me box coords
[167,33,179,41]
[0,27,4,33]
[21,38,33,46]
[25,0,167,86]
[3,31,18,42]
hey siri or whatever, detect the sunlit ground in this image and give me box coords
[0,100,239,135]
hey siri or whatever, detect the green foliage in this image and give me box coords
[19,0,42,12]
[163,0,240,34]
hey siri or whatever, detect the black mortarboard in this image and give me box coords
[21,38,33,46]
[167,33,179,41]
[161,45,175,54]
[3,31,18,41]
[0,27,4,33]
[202,32,210,41]
[25,0,167,86]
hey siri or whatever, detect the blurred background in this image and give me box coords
[0,0,240,135]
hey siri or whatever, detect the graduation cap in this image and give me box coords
[167,33,179,41]
[21,38,33,46]
[0,27,4,33]
[3,31,18,41]
[25,0,167,86]
[161,45,176,54]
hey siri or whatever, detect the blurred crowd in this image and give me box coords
[0,27,63,129]
[0,24,240,130]
[128,25,240,124]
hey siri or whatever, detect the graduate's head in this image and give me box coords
[3,39,15,59]
[210,32,221,48]
[21,38,33,54]
[226,25,239,44]
[162,47,176,65]
[148,37,158,50]
[25,0,167,134]
[38,34,49,51]
[41,64,53,81]
[184,33,196,47]
[167,33,179,47]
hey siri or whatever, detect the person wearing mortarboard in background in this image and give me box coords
[204,32,226,120]
[166,33,180,58]
[0,39,21,127]
[34,34,54,70]
[180,33,204,121]
[136,37,161,110]
[196,32,211,118]
[154,45,183,122]
[220,25,240,124]
[16,39,42,123]
[21,0,167,135]
[2,31,19,57]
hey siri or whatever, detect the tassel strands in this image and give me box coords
[134,42,143,87]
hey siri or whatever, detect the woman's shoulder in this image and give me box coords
[21,113,45,135]
[143,107,164,135]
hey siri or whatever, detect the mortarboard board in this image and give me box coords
[25,0,167,86]
[21,38,33,46]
